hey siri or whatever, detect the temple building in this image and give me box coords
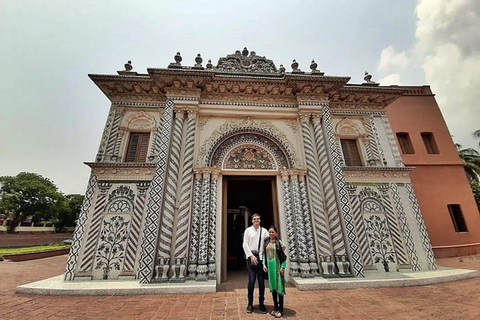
[64,48,478,286]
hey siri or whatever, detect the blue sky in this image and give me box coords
[1,0,478,194]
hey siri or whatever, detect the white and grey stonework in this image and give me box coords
[65,48,437,286]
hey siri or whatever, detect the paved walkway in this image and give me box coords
[1,255,480,319]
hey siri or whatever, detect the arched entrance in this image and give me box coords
[221,175,279,283]
[204,129,295,283]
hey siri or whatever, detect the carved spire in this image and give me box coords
[215,48,278,73]
[279,64,285,74]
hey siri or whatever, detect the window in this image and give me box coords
[448,204,468,232]
[340,139,362,166]
[125,133,150,162]
[396,132,415,154]
[421,132,439,154]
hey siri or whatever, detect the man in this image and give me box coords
[242,213,268,314]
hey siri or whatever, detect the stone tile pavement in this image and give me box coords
[1,255,480,319]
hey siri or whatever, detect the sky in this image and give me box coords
[1,0,479,195]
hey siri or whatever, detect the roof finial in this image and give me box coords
[124,60,133,71]
[291,59,299,71]
[364,71,375,83]
[174,52,182,65]
[279,64,285,74]
[206,59,213,69]
[242,47,249,56]
[195,54,203,68]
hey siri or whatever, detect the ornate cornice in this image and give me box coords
[342,166,414,183]
[85,162,156,181]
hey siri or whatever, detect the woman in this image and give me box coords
[263,226,287,318]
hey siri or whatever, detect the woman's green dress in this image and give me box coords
[265,239,286,295]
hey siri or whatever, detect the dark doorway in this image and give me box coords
[221,176,277,283]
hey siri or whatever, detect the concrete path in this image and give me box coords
[2,255,480,319]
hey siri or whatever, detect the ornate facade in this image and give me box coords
[65,49,438,285]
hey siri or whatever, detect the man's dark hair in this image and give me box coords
[251,213,261,219]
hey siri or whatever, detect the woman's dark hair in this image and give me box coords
[268,226,278,233]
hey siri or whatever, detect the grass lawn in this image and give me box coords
[0,243,70,259]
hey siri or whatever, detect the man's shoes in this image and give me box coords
[259,304,267,314]
[246,305,253,313]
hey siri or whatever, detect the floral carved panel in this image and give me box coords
[223,144,276,170]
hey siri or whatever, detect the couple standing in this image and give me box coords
[242,213,287,318]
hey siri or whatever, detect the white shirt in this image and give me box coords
[243,225,268,260]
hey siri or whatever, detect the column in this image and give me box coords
[280,172,300,277]
[299,113,335,277]
[138,98,175,283]
[155,108,185,282]
[187,172,203,279]
[171,109,198,282]
[298,172,320,275]
[290,172,311,277]
[196,170,212,281]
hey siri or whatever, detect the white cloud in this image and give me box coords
[377,46,409,72]
[417,0,480,148]
[376,0,480,149]
[377,73,402,86]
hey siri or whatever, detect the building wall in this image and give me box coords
[386,86,480,258]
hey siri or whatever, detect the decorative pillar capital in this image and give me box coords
[298,113,311,123]
[186,108,198,119]
[311,112,323,124]
[377,184,390,195]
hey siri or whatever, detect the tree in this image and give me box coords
[0,172,62,232]
[457,147,480,181]
[473,129,480,149]
[54,194,84,232]
[456,144,480,211]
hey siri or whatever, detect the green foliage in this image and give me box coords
[0,172,84,233]
[469,179,480,211]
[54,194,84,232]
[0,173,62,232]
[0,242,70,259]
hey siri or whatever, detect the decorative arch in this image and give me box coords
[335,118,365,137]
[358,187,384,213]
[199,118,298,168]
[106,185,135,213]
[123,111,157,130]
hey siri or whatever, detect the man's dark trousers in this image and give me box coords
[246,259,265,306]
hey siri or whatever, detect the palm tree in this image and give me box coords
[473,129,480,149]
[457,147,480,181]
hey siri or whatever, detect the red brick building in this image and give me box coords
[387,86,480,258]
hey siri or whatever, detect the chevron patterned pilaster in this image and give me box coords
[322,105,364,277]
[138,99,175,283]
[301,115,333,271]
[405,183,437,270]
[172,111,197,281]
[79,182,112,272]
[378,184,409,266]
[196,170,211,281]
[65,174,98,281]
[156,109,185,282]
[280,172,299,277]
[346,185,374,268]
[123,182,150,274]
[298,173,319,275]
[390,183,420,271]
[187,172,203,279]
